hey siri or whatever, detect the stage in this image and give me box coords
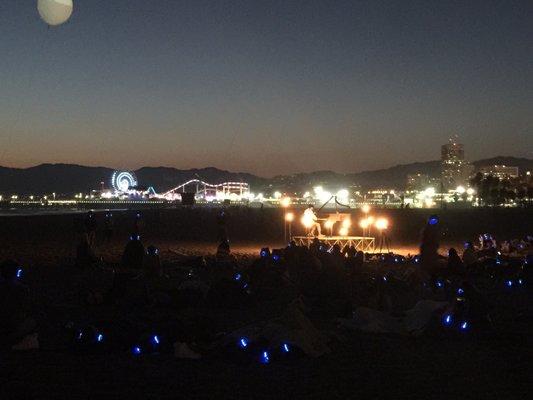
[292,235,375,252]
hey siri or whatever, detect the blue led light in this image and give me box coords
[132,346,142,355]
[273,255,280,262]
[243,283,249,289]
[428,217,439,225]
[459,321,469,331]
[457,288,464,295]
[506,280,513,287]
[260,250,268,257]
[77,331,83,340]
[234,273,242,281]
[239,337,248,349]
[282,343,290,353]
[16,268,23,279]
[436,280,444,288]
[152,335,160,345]
[260,351,270,364]
[443,314,453,327]
[383,276,387,282]
[96,333,104,343]
[518,279,523,285]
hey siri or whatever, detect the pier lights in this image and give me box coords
[280,197,291,208]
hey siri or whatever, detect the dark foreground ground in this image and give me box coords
[0,208,532,399]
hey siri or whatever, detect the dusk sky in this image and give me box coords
[1,0,532,176]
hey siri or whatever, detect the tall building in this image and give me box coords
[441,137,472,190]
[406,173,431,191]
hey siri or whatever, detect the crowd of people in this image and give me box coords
[1,211,531,363]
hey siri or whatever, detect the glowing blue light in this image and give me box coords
[457,288,464,295]
[428,217,439,225]
[436,280,444,288]
[77,331,83,340]
[518,279,523,285]
[152,335,160,345]
[16,268,23,279]
[239,337,248,349]
[243,283,249,289]
[459,321,469,331]
[260,251,268,258]
[132,346,142,355]
[383,276,388,282]
[443,314,453,327]
[273,255,280,262]
[260,351,270,364]
[234,273,242,281]
[394,257,399,263]
[506,280,513,287]
[282,343,290,353]
[96,333,104,343]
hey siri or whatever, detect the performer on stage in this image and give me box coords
[303,205,322,237]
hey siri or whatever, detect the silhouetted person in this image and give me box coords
[122,234,145,269]
[103,211,114,243]
[462,242,477,267]
[420,215,440,273]
[447,248,464,275]
[0,260,38,350]
[84,211,97,247]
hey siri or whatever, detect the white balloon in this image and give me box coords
[37,0,73,26]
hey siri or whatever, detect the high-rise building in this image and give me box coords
[441,137,472,190]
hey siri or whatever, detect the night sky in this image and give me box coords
[1,0,532,176]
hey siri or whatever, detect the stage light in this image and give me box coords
[339,227,348,236]
[285,212,294,222]
[443,314,453,327]
[375,218,388,231]
[239,337,249,349]
[342,218,351,229]
[359,218,369,229]
[132,346,142,356]
[260,351,270,364]
[361,204,371,214]
[301,215,313,229]
[280,197,291,208]
[282,343,290,353]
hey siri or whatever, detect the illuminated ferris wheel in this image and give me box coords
[111,171,138,192]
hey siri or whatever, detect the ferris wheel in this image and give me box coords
[111,171,138,192]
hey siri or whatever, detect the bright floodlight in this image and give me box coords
[375,218,389,231]
[342,218,351,228]
[285,212,294,222]
[280,197,291,208]
[339,227,349,236]
[359,218,370,229]
[301,215,313,228]
[456,186,466,194]
[273,191,282,199]
[424,187,436,197]
[361,204,371,213]
[336,189,349,202]
[324,220,334,229]
[466,188,475,196]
